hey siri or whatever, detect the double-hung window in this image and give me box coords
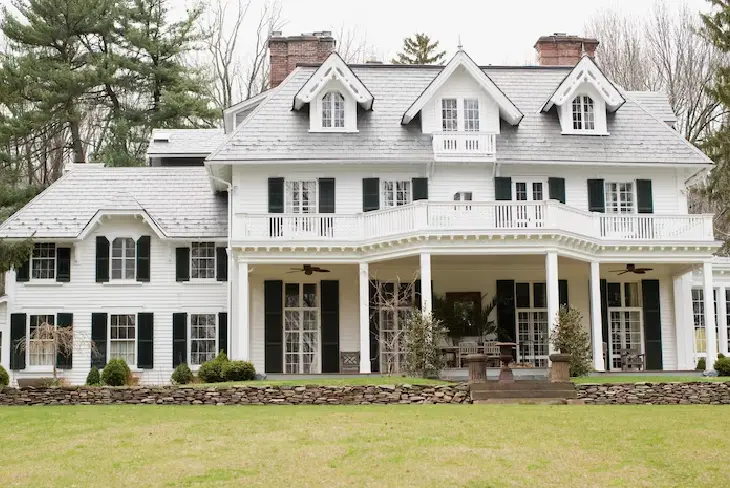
[322,91,345,129]
[28,314,55,366]
[604,182,635,214]
[31,243,56,280]
[464,99,480,131]
[111,238,136,280]
[110,314,136,364]
[381,180,411,208]
[191,242,216,280]
[190,314,217,365]
[572,95,595,130]
[442,98,458,131]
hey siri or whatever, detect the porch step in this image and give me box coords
[474,399,586,405]
[469,380,577,402]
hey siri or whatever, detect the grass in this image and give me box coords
[1,405,729,487]
[573,375,730,384]
[188,376,451,388]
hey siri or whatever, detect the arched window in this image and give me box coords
[572,95,595,130]
[322,91,345,128]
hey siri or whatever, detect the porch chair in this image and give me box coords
[483,341,501,367]
[620,348,646,371]
[457,341,480,368]
[340,352,360,374]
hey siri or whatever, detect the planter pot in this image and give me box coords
[466,353,488,384]
[549,353,572,383]
[496,342,517,383]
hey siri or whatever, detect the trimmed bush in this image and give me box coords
[550,306,592,377]
[0,365,9,387]
[697,358,706,371]
[714,357,730,377]
[222,360,256,382]
[85,367,101,386]
[197,351,230,383]
[171,363,194,385]
[102,359,131,386]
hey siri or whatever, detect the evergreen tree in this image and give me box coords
[391,33,447,65]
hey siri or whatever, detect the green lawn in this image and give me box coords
[573,376,729,384]
[1,406,729,487]
[189,376,450,388]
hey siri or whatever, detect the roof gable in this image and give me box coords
[401,50,523,126]
[541,56,625,113]
[293,53,374,111]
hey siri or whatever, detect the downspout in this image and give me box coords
[209,173,233,357]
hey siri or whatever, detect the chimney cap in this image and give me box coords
[366,57,383,64]
[534,34,599,48]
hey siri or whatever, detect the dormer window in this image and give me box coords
[442,99,458,131]
[464,99,480,131]
[572,96,595,131]
[322,91,345,129]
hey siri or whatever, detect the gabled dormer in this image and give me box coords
[293,52,374,133]
[541,56,625,136]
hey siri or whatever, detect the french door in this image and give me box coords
[517,311,549,368]
[378,282,413,374]
[284,283,320,374]
[606,282,643,370]
[513,180,545,228]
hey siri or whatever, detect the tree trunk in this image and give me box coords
[68,120,85,164]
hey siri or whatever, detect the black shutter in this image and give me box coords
[10,313,26,370]
[587,179,605,213]
[264,281,283,373]
[549,177,566,204]
[319,178,336,213]
[16,258,30,282]
[56,248,71,283]
[362,177,380,212]
[321,280,340,373]
[176,248,190,282]
[218,313,228,356]
[137,313,154,369]
[600,280,609,353]
[412,177,428,201]
[558,279,569,308]
[414,279,422,311]
[642,280,663,370]
[369,280,380,373]
[56,313,73,369]
[637,179,654,214]
[172,313,188,367]
[496,280,516,344]
[95,237,110,283]
[268,177,285,213]
[216,247,227,281]
[136,236,151,282]
[91,313,108,368]
[494,177,512,201]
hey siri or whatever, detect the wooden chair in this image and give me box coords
[483,341,500,367]
[458,341,480,368]
[620,348,645,371]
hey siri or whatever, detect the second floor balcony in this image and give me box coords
[236,200,715,246]
[432,132,496,162]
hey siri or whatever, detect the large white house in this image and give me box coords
[0,32,726,385]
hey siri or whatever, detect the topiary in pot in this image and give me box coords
[222,360,256,382]
[85,366,101,386]
[550,305,592,377]
[0,365,9,387]
[697,358,706,371]
[714,356,730,377]
[102,359,131,386]
[171,363,194,385]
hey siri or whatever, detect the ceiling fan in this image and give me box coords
[287,264,331,276]
[610,263,654,275]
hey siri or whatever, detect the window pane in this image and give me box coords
[285,283,300,308]
[303,284,317,307]
[464,98,479,131]
[515,183,527,201]
[191,314,217,364]
[533,283,546,309]
[607,282,622,307]
[31,243,56,280]
[442,98,458,131]
[191,242,216,279]
[624,282,641,307]
[532,183,543,201]
[516,283,531,308]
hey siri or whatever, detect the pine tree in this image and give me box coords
[391,33,447,65]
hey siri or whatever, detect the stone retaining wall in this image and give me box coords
[0,383,471,406]
[576,382,730,405]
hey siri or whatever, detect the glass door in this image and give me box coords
[284,283,320,374]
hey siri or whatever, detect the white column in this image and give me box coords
[703,261,717,370]
[237,260,249,361]
[673,272,694,370]
[719,285,729,357]
[590,261,605,372]
[546,251,559,356]
[1,270,14,372]
[359,262,371,374]
[419,252,432,315]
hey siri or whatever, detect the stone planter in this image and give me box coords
[549,353,572,383]
[497,342,517,383]
[466,353,488,384]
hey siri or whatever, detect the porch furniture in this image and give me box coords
[340,352,360,373]
[458,341,480,367]
[620,348,645,371]
[466,353,488,384]
[484,341,501,367]
[496,342,517,383]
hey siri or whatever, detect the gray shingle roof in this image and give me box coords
[626,91,678,125]
[0,166,227,239]
[148,129,225,156]
[208,64,709,165]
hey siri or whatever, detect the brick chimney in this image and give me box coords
[534,33,599,66]
[268,30,336,88]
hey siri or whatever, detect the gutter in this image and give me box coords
[208,173,234,356]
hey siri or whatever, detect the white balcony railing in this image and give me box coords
[432,132,496,161]
[237,200,715,244]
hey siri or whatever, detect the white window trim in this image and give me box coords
[321,91,346,130]
[692,288,720,360]
[512,179,547,202]
[283,282,321,374]
[190,242,217,281]
[559,90,609,135]
[604,181,636,214]
[108,313,137,368]
[189,313,218,366]
[440,97,483,133]
[25,313,57,371]
[606,282,644,372]
[571,95,596,131]
[515,282,549,368]
[285,180,319,214]
[110,237,137,282]
[380,180,412,208]
[30,243,56,282]
[309,80,359,133]
[463,98,480,132]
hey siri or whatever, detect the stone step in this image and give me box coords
[474,399,586,405]
[471,389,577,401]
[470,380,576,392]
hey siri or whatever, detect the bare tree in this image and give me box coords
[335,24,372,63]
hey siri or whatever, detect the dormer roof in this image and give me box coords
[541,55,625,113]
[401,50,523,126]
[293,52,374,111]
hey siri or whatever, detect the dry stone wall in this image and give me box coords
[576,382,730,405]
[0,383,471,406]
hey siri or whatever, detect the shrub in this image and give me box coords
[714,357,730,377]
[102,359,131,386]
[171,363,194,385]
[0,365,9,387]
[402,310,448,378]
[222,360,256,382]
[85,367,101,386]
[719,353,726,359]
[197,351,230,383]
[550,305,592,377]
[697,358,706,370]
